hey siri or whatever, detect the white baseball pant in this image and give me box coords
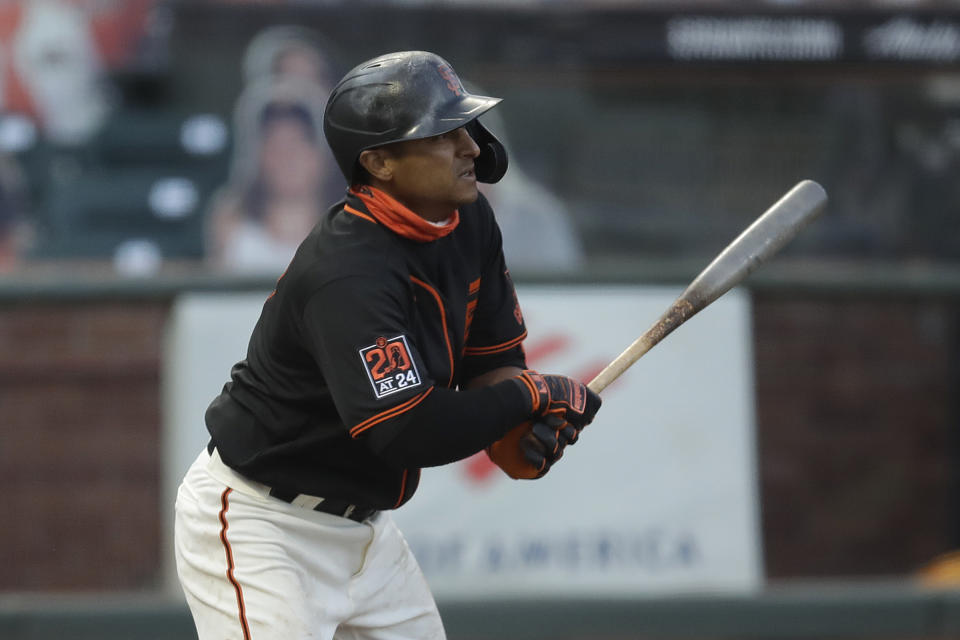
[174,449,446,640]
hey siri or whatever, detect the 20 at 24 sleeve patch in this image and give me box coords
[359,335,423,399]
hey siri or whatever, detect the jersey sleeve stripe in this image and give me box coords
[349,387,435,438]
[409,276,455,388]
[344,204,378,224]
[463,330,528,356]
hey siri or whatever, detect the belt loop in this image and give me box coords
[291,495,326,510]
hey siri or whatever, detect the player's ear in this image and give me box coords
[358,148,394,182]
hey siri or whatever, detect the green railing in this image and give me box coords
[4,259,960,302]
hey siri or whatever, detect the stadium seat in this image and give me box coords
[32,167,215,261]
[90,109,231,168]
[22,106,231,263]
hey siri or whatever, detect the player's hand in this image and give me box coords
[487,416,579,480]
[520,414,579,472]
[488,370,601,480]
[514,370,602,429]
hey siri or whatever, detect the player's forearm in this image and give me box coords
[369,377,530,468]
[462,365,523,390]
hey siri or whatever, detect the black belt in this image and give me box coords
[267,488,379,523]
[208,441,378,523]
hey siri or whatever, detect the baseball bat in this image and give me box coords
[587,179,827,394]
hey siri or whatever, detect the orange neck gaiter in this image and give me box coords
[350,186,460,243]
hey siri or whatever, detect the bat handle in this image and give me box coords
[587,337,653,394]
[587,299,696,395]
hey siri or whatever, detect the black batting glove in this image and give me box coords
[514,369,602,430]
[519,414,580,474]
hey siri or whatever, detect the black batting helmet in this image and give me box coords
[323,51,508,184]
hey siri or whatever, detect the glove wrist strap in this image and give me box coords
[514,369,551,416]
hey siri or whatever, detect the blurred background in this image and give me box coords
[3,0,960,638]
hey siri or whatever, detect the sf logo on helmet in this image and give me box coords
[359,335,423,398]
[435,63,463,97]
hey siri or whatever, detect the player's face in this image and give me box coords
[383,127,481,221]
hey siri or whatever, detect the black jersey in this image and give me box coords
[206,186,528,510]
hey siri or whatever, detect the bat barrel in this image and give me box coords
[682,179,827,312]
[587,179,827,395]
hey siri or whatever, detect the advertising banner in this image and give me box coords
[393,286,761,596]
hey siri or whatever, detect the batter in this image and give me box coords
[174,50,601,640]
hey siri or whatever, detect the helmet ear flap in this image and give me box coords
[466,119,508,184]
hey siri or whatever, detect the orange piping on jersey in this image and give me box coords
[394,470,409,509]
[463,330,528,356]
[410,276,455,387]
[344,203,378,224]
[350,185,460,242]
[218,489,252,640]
[266,266,290,301]
[463,298,479,345]
[350,387,435,438]
[468,277,482,295]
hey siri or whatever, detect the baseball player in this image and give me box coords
[174,51,601,640]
